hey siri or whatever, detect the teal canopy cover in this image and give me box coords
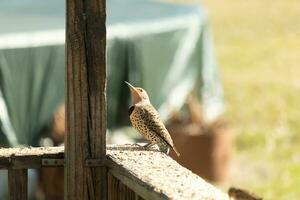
[0,0,224,146]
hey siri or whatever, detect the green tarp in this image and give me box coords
[0,46,64,146]
[0,0,224,147]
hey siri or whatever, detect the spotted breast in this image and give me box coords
[129,104,179,156]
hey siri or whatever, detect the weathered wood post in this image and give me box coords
[65,0,107,199]
[8,169,27,200]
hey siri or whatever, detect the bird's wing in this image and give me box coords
[138,105,174,148]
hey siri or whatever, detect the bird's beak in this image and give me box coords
[125,81,136,91]
[125,81,140,104]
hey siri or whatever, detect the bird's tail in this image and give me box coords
[172,146,180,157]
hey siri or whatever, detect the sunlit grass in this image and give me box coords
[167,0,300,198]
[205,0,300,198]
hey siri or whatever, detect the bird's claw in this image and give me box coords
[143,142,154,148]
[135,142,155,149]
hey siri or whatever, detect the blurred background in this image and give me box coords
[189,0,300,199]
[0,0,299,199]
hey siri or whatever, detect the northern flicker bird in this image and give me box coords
[125,81,180,156]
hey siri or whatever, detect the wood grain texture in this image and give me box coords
[65,0,107,199]
[108,172,142,200]
[106,144,229,200]
[0,145,229,199]
[0,146,64,169]
[8,169,28,200]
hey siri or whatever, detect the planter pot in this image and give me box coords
[167,121,232,182]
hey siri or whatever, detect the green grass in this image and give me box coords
[168,0,300,198]
[205,0,300,199]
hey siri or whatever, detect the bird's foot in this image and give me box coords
[135,143,158,151]
[143,142,154,148]
[135,143,152,148]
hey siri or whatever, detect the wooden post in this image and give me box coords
[65,0,107,199]
[8,169,28,200]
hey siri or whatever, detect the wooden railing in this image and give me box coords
[0,145,229,200]
[1,0,230,199]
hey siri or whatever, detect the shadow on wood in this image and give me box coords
[0,145,229,200]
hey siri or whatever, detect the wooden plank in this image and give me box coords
[65,0,107,199]
[108,169,157,200]
[0,147,64,169]
[8,169,28,200]
[106,144,229,200]
[0,145,229,199]
[108,172,142,200]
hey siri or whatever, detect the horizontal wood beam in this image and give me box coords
[0,145,229,199]
[106,144,229,200]
[0,147,64,169]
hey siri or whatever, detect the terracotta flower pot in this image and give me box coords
[167,121,232,182]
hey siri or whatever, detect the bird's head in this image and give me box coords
[125,81,150,105]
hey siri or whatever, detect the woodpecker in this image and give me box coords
[125,81,180,156]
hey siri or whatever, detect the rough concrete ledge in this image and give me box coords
[0,146,64,169]
[0,145,229,199]
[107,144,229,200]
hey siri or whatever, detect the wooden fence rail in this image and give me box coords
[0,145,229,200]
[1,0,229,199]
